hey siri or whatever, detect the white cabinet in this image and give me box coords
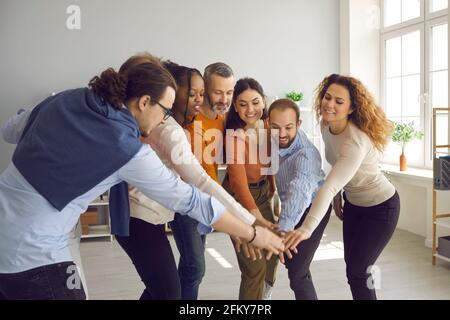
[80,191,113,241]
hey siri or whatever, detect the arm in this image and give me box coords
[227,156,275,231]
[118,145,221,228]
[119,145,283,254]
[268,175,276,199]
[277,153,322,232]
[1,109,31,144]
[298,140,366,237]
[213,211,284,255]
[227,162,258,211]
[147,123,256,225]
[225,134,258,211]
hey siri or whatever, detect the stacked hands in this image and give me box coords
[232,208,311,265]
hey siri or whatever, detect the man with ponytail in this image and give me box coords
[0,56,284,300]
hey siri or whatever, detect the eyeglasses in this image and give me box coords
[153,100,174,120]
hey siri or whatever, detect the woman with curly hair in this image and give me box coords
[282,74,400,300]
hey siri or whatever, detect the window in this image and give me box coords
[430,0,448,13]
[381,0,448,168]
[429,20,449,146]
[383,0,422,28]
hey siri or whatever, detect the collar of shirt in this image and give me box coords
[279,130,306,158]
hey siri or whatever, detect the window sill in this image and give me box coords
[380,163,433,182]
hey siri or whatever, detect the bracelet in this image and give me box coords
[248,225,257,244]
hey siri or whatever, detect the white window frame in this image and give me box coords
[381,24,426,168]
[426,15,448,167]
[426,0,449,19]
[381,0,425,33]
[381,0,448,169]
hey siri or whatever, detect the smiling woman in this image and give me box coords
[223,77,279,300]
[294,73,400,300]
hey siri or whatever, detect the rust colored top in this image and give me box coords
[225,120,273,210]
[186,111,225,183]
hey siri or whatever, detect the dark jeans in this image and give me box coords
[115,217,181,300]
[0,262,86,300]
[343,191,400,300]
[284,205,332,300]
[169,213,206,300]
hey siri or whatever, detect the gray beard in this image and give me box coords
[212,103,230,115]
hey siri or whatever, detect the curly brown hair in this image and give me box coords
[313,74,393,152]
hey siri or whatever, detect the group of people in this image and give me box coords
[0,52,400,300]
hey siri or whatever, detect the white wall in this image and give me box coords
[340,0,380,101]
[0,0,340,172]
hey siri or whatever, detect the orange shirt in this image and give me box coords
[186,111,224,183]
[225,120,273,211]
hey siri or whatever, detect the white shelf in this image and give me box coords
[434,253,450,263]
[80,225,112,240]
[80,191,112,241]
[435,219,450,229]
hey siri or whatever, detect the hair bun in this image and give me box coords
[89,68,127,108]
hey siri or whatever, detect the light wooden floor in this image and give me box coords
[79,216,450,300]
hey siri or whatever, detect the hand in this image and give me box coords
[283,229,310,252]
[250,226,284,258]
[241,242,263,261]
[232,235,262,260]
[231,235,242,253]
[250,208,278,230]
[333,197,344,221]
[274,230,298,264]
[255,217,278,230]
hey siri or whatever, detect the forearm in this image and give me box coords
[202,178,256,225]
[269,175,276,193]
[277,171,315,231]
[298,185,334,237]
[299,143,364,236]
[212,210,254,241]
[228,164,258,211]
[120,146,224,227]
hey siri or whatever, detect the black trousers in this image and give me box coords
[0,262,86,300]
[116,217,181,300]
[284,205,332,300]
[343,191,400,300]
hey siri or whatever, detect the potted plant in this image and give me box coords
[392,121,424,171]
[286,91,304,105]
